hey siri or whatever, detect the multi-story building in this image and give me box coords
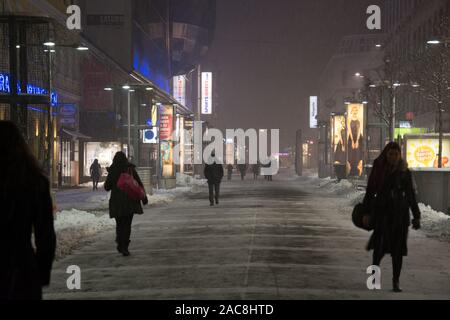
[0,0,216,187]
[383,0,450,132]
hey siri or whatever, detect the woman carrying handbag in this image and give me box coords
[363,142,421,292]
[105,152,148,256]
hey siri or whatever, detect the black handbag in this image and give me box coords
[352,202,374,231]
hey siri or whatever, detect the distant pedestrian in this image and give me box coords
[263,162,273,181]
[0,121,56,300]
[226,164,233,180]
[238,163,247,180]
[204,152,224,206]
[363,142,421,292]
[89,159,102,190]
[252,163,260,180]
[105,152,148,256]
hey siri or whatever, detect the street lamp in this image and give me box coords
[426,37,449,168]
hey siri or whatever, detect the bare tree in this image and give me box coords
[361,56,409,141]
[407,16,450,168]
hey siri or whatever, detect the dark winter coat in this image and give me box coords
[1,175,56,300]
[104,163,145,218]
[90,162,101,180]
[252,164,261,174]
[204,162,224,184]
[363,159,421,256]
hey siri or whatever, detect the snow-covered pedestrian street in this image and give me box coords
[44,170,450,300]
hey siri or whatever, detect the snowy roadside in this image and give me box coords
[53,175,206,259]
[53,209,114,260]
[305,174,450,242]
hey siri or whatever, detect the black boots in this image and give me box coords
[393,279,402,292]
[116,239,131,256]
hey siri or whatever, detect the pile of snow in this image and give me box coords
[176,172,207,187]
[318,179,356,195]
[419,204,450,239]
[78,181,105,188]
[53,209,114,259]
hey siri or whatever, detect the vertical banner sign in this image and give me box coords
[346,103,365,177]
[159,105,174,177]
[201,72,212,114]
[310,96,318,128]
[184,119,194,167]
[173,75,186,106]
[332,115,346,165]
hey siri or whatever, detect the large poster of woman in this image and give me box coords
[332,115,346,165]
[347,104,364,177]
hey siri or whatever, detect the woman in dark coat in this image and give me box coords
[0,121,56,300]
[104,152,148,256]
[363,142,421,292]
[89,159,102,190]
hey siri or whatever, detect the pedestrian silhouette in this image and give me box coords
[0,121,56,300]
[363,142,421,292]
[204,152,224,206]
[252,163,260,180]
[226,164,233,180]
[105,152,148,256]
[89,159,101,190]
[238,163,247,180]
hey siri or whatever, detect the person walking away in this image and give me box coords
[226,164,233,180]
[89,159,101,190]
[238,163,247,180]
[363,142,421,292]
[252,163,260,180]
[0,121,56,300]
[204,152,224,206]
[104,152,148,256]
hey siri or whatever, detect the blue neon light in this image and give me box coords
[0,73,58,106]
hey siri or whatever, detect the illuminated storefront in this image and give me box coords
[83,142,122,177]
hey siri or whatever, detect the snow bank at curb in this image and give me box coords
[78,181,105,188]
[54,209,114,259]
[314,176,450,240]
[177,173,207,187]
[419,204,450,239]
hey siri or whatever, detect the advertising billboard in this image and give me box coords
[159,105,175,177]
[159,105,174,141]
[347,103,364,176]
[406,138,450,168]
[201,72,212,114]
[173,75,186,106]
[309,96,318,128]
[331,115,346,165]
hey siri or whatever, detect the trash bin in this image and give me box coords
[364,165,373,178]
[334,163,346,182]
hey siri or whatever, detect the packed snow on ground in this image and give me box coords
[53,209,114,259]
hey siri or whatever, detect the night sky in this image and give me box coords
[204,0,383,149]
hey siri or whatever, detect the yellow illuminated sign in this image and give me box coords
[406,138,450,168]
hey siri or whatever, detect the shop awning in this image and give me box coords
[61,128,91,140]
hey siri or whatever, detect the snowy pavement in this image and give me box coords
[52,179,205,260]
[43,169,450,299]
